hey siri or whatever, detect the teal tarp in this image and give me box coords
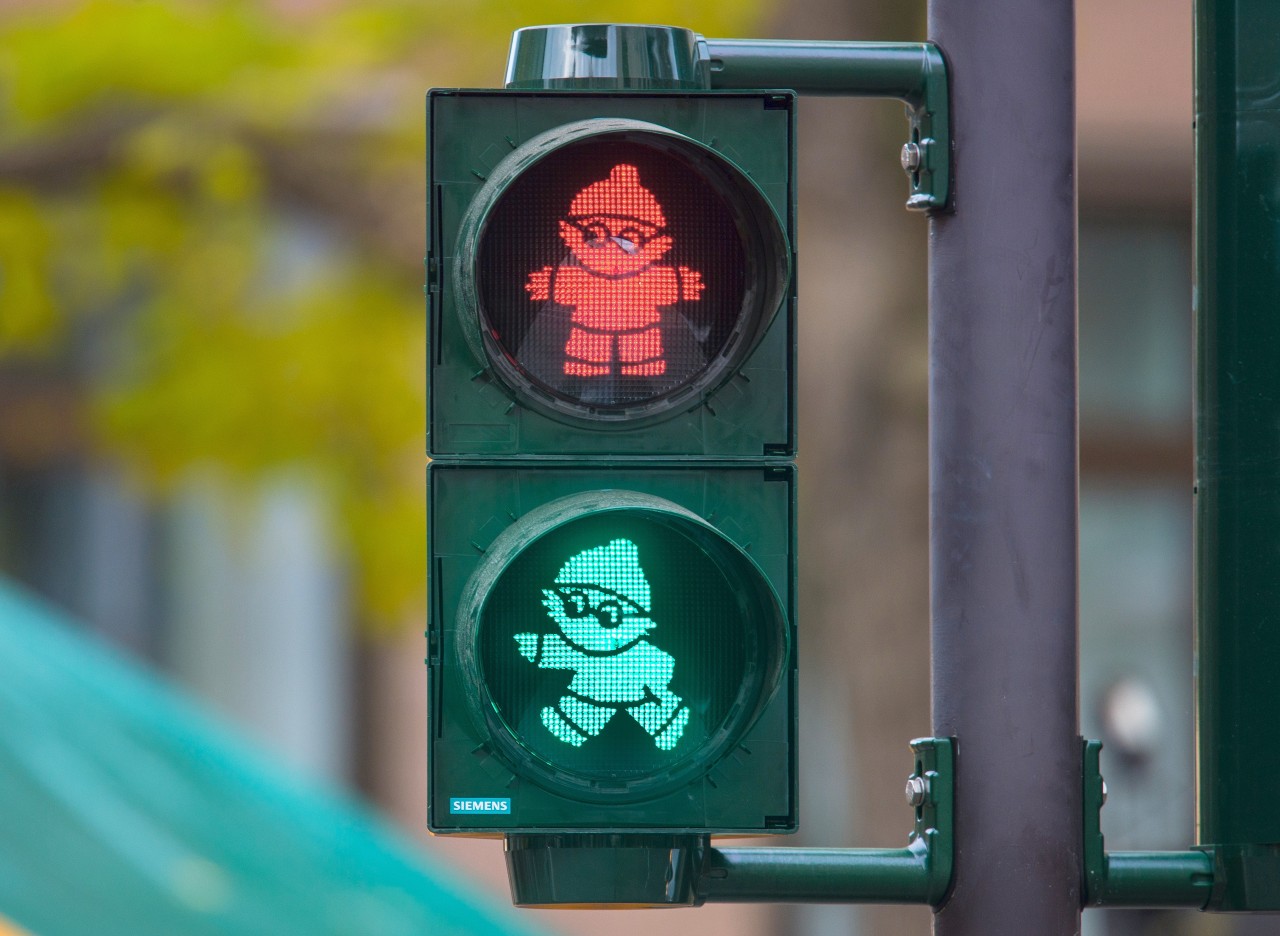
[0,579,546,936]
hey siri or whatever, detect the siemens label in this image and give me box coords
[450,797,512,814]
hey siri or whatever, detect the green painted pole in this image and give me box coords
[1194,0,1280,912]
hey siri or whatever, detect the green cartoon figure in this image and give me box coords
[513,538,689,751]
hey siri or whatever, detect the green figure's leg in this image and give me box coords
[631,687,689,751]
[541,695,615,747]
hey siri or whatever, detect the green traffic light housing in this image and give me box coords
[459,490,788,803]
[427,463,796,835]
[428,26,799,899]
[453,118,790,429]
[427,89,796,457]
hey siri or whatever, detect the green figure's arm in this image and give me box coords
[513,633,585,670]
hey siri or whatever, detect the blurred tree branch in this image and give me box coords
[0,112,153,187]
[0,0,766,629]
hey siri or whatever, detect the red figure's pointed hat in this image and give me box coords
[568,164,665,227]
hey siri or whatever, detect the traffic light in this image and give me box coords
[427,90,794,457]
[427,465,794,833]
[426,88,797,839]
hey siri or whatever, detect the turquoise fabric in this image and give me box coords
[0,579,546,936]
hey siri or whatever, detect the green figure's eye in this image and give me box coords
[560,590,589,617]
[556,589,626,629]
[596,599,622,628]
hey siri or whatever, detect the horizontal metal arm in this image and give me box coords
[1082,740,1216,908]
[698,841,935,904]
[504,25,951,211]
[703,40,940,105]
[1096,851,1215,908]
[699,737,953,906]
[702,38,949,211]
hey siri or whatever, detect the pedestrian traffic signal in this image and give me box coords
[427,465,795,833]
[428,90,795,456]
[427,88,797,841]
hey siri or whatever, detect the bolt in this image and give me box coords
[900,141,922,173]
[1101,779,1108,806]
[905,775,929,808]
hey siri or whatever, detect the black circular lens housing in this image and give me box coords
[454,119,790,428]
[456,492,789,803]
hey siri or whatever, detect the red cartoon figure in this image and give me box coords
[525,164,704,377]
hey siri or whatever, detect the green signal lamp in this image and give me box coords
[429,480,794,835]
[455,491,788,807]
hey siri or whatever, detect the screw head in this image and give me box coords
[1101,779,1108,806]
[900,141,922,173]
[905,775,928,808]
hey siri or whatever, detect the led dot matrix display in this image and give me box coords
[462,500,787,803]
[427,91,797,835]
[472,129,783,422]
[517,538,690,751]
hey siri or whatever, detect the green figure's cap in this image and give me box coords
[555,538,651,613]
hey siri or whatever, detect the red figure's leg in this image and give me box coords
[618,326,666,376]
[563,327,611,376]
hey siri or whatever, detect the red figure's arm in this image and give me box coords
[678,266,704,301]
[525,266,553,301]
[552,267,592,306]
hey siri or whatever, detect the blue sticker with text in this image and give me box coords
[450,797,512,815]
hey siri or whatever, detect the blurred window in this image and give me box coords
[1078,213,1193,851]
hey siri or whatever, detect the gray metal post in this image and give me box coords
[928,1,1081,934]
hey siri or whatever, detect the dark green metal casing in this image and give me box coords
[426,462,797,835]
[427,89,796,459]
[1195,0,1280,911]
[505,24,709,92]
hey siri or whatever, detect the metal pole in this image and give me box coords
[928,1,1081,933]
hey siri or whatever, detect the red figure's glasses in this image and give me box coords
[474,135,753,414]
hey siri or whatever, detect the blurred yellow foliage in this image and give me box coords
[0,189,56,351]
[0,0,765,629]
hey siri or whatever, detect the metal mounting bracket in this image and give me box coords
[700,38,951,212]
[696,737,954,905]
[905,735,955,903]
[1082,739,1214,909]
[504,25,952,213]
